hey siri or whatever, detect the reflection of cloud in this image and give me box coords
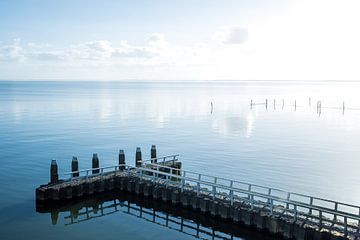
[212,113,254,138]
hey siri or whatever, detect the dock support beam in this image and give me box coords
[50,159,58,184]
[119,150,125,170]
[72,156,79,177]
[136,147,142,167]
[92,153,99,174]
[151,145,157,163]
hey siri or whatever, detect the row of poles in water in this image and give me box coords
[250,98,346,114]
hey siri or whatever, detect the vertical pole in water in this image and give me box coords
[151,145,157,163]
[50,159,58,184]
[273,99,276,110]
[309,97,311,106]
[136,147,142,167]
[119,150,125,170]
[343,101,345,115]
[265,99,268,109]
[282,99,284,109]
[250,100,253,108]
[92,153,99,174]
[72,156,79,177]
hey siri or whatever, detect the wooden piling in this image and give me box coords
[92,153,99,174]
[50,159,58,184]
[136,147,142,167]
[71,156,79,177]
[119,150,125,170]
[151,145,157,163]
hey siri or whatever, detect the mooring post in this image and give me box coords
[50,159,58,184]
[309,97,311,106]
[71,156,79,177]
[119,150,125,170]
[265,99,268,109]
[136,147,142,167]
[151,145,157,163]
[92,153,99,174]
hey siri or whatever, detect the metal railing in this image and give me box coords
[136,163,360,237]
[140,154,179,164]
[62,156,360,237]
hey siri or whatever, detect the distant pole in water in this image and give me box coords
[343,101,345,115]
[282,99,284,109]
[294,100,297,111]
[210,102,213,114]
[309,97,311,106]
[273,99,276,110]
[265,99,268,109]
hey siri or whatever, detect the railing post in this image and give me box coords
[286,193,290,209]
[151,145,157,163]
[50,159,58,184]
[71,156,79,177]
[212,177,217,200]
[92,153,99,174]
[135,147,142,167]
[309,197,313,215]
[119,150,125,170]
[181,171,186,192]
[344,216,348,236]
[247,184,251,200]
[334,202,338,221]
[197,174,201,196]
[230,180,234,205]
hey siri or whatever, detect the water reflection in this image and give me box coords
[36,191,279,240]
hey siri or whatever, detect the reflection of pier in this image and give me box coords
[37,191,276,240]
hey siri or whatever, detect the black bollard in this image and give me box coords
[119,149,125,170]
[72,156,79,177]
[92,153,99,174]
[151,145,157,163]
[50,159,58,184]
[135,147,142,167]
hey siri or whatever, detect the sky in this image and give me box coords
[0,0,360,81]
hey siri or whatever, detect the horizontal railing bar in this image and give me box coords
[140,154,180,163]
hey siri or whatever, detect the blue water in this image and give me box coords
[0,81,360,239]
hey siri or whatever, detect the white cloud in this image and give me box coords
[214,26,248,44]
[0,39,25,62]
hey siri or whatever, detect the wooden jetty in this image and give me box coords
[36,146,360,240]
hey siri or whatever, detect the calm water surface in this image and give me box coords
[1,81,360,239]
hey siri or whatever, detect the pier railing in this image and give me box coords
[62,155,360,237]
[135,162,360,237]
